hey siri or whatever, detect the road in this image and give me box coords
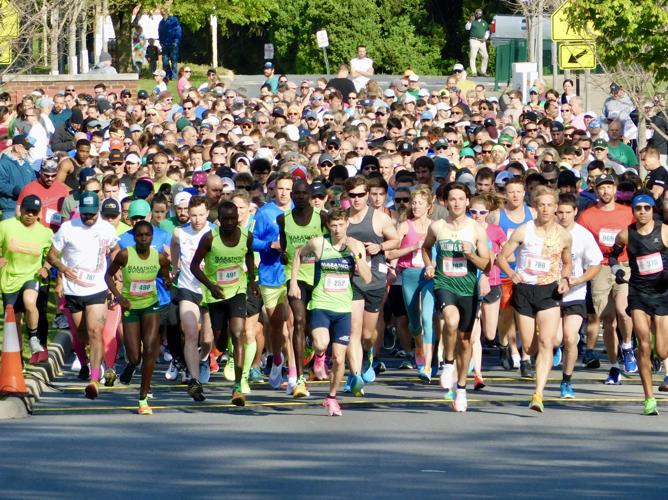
[1,349,667,499]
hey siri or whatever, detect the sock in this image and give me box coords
[562,373,572,383]
[457,384,466,390]
[234,363,243,385]
[227,335,234,354]
[242,341,257,380]
[90,367,101,382]
[288,366,297,378]
[444,359,454,365]
[273,353,283,366]
[610,362,620,370]
[512,354,521,365]
[621,342,633,350]
[28,327,39,339]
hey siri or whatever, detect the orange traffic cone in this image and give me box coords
[0,305,29,396]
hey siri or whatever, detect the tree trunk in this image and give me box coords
[80,3,89,73]
[110,13,132,72]
[49,8,60,74]
[68,11,78,74]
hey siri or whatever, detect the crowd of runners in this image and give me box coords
[1,57,667,417]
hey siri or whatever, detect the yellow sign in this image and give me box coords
[558,43,596,70]
[0,1,19,64]
[551,0,593,42]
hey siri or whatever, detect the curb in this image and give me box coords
[0,329,73,420]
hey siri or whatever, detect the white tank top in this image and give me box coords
[176,224,210,293]
[516,221,563,285]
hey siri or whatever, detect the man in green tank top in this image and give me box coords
[278,179,328,398]
[191,202,259,407]
[105,221,171,415]
[289,207,371,416]
[422,182,490,413]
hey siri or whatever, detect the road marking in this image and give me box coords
[421,470,446,473]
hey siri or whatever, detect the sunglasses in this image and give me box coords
[481,150,492,154]
[545,177,558,184]
[66,88,75,92]
[634,205,652,212]
[394,197,409,203]
[184,69,192,73]
[525,128,538,132]
[543,161,558,166]
[193,184,206,188]
[313,194,327,200]
[469,209,489,215]
[561,109,571,112]
[348,191,368,199]
[236,185,252,191]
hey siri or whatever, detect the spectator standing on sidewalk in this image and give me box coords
[466,9,490,77]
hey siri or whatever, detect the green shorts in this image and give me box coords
[123,302,163,323]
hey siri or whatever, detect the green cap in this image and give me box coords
[592,138,608,149]
[176,117,191,132]
[498,133,513,145]
[128,199,151,219]
[460,147,476,158]
[79,191,100,214]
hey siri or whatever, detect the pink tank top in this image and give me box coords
[486,223,506,286]
[398,219,426,269]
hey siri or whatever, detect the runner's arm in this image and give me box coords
[104,250,129,306]
[608,230,629,282]
[558,231,573,293]
[350,239,372,284]
[384,222,414,260]
[170,228,181,273]
[46,244,77,281]
[467,224,491,272]
[496,224,525,281]
[189,231,220,296]
[379,214,400,252]
[159,253,172,287]
[421,223,437,278]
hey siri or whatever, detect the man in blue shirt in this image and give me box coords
[158,10,182,80]
[262,62,280,94]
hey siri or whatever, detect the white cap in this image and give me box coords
[584,110,597,117]
[174,191,192,207]
[221,177,235,191]
[383,89,395,98]
[418,88,429,97]
[453,63,464,71]
[436,103,451,111]
[408,74,420,82]
[125,153,141,164]
[254,147,274,161]
[239,136,254,146]
[283,124,300,142]
[404,94,416,104]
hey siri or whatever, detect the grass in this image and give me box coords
[137,62,234,97]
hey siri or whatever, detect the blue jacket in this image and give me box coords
[252,201,292,287]
[0,151,36,214]
[158,16,182,48]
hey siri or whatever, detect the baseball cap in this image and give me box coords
[264,61,274,69]
[78,167,96,185]
[13,134,34,149]
[128,199,151,219]
[120,89,132,97]
[304,110,318,120]
[318,153,335,166]
[495,171,512,187]
[550,121,565,132]
[133,179,153,199]
[408,74,420,82]
[594,174,616,187]
[557,169,578,188]
[100,198,120,216]
[137,90,149,99]
[528,86,539,94]
[311,181,327,196]
[460,147,476,158]
[109,149,124,163]
[129,124,143,133]
[79,191,100,214]
[192,171,208,186]
[290,165,308,180]
[610,83,621,94]
[588,118,602,129]
[174,191,192,207]
[421,111,434,121]
[592,138,608,149]
[434,139,448,149]
[433,157,451,179]
[41,157,59,173]
[383,89,395,98]
[398,141,413,154]
[21,194,41,211]
[153,69,166,77]
[453,63,465,72]
[125,153,141,164]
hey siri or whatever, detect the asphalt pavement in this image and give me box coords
[2,347,667,499]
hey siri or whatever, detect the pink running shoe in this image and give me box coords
[313,353,329,381]
[323,396,342,416]
[37,347,49,363]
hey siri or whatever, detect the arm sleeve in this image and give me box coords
[252,211,272,251]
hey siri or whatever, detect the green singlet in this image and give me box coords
[202,227,248,303]
[308,239,356,313]
[121,246,160,309]
[433,220,478,297]
[284,209,324,286]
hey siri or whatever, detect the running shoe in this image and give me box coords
[232,386,246,407]
[165,360,179,381]
[293,377,310,398]
[29,352,40,365]
[452,388,467,412]
[161,344,172,363]
[223,357,235,382]
[37,348,49,363]
[443,389,455,401]
[285,377,297,396]
[138,398,152,415]
[440,363,455,390]
[343,372,353,393]
[553,347,562,368]
[582,349,600,369]
[473,374,485,391]
[84,381,100,400]
[659,376,668,392]
[622,348,638,373]
[262,354,273,377]
[520,360,534,379]
[418,368,431,384]
[529,392,544,412]
[313,354,328,380]
[181,369,191,384]
[199,359,211,384]
[323,396,342,416]
[53,313,69,329]
[560,382,575,399]
[643,397,659,416]
[209,352,220,374]
[187,379,206,402]
[431,360,439,379]
[269,359,284,389]
[240,378,251,395]
[119,364,136,385]
[29,336,43,355]
[71,356,82,372]
[373,359,386,374]
[399,359,414,370]
[361,351,376,383]
[350,374,365,397]
[248,367,264,383]
[604,367,622,385]
[104,368,117,387]
[383,326,396,351]
[78,364,90,381]
[499,345,512,371]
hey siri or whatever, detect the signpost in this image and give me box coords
[264,43,274,61]
[316,29,330,75]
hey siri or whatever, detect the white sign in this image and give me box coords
[264,43,274,60]
[316,30,329,48]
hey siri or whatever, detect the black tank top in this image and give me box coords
[628,222,668,295]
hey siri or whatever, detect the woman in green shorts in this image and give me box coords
[105,220,171,415]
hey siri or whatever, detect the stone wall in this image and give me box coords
[0,73,139,101]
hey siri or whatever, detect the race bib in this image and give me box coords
[130,280,155,296]
[76,270,99,287]
[45,208,62,226]
[598,228,620,247]
[442,256,467,277]
[637,253,663,275]
[524,254,550,275]
[216,266,240,285]
[324,273,350,292]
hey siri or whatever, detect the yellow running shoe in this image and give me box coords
[529,392,544,413]
[224,357,235,382]
[138,398,153,415]
[293,377,310,398]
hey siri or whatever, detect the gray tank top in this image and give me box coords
[348,207,386,290]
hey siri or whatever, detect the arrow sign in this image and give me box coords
[568,48,589,64]
[558,43,596,70]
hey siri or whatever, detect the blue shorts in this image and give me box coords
[310,309,351,346]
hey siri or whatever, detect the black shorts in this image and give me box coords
[207,293,247,332]
[65,290,108,314]
[246,283,263,316]
[352,285,386,313]
[173,287,203,306]
[435,288,479,333]
[2,280,40,314]
[562,300,587,319]
[310,309,351,346]
[387,284,407,317]
[481,285,502,304]
[512,282,561,318]
[628,290,668,316]
[585,282,595,315]
[289,280,314,307]
[160,301,177,327]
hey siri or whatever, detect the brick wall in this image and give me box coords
[0,74,139,102]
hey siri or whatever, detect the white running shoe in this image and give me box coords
[285,376,297,395]
[453,388,468,412]
[71,356,82,372]
[165,360,179,381]
[440,363,455,390]
[29,336,43,355]
[269,360,284,390]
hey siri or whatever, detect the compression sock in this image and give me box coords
[562,373,572,383]
[90,367,101,383]
[242,341,257,380]
[273,353,283,366]
[288,366,297,379]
